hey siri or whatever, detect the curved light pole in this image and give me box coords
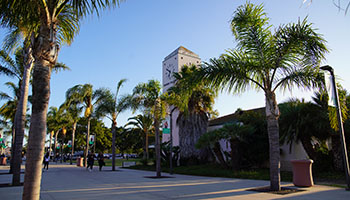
[320,65,350,190]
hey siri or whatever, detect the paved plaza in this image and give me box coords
[0,163,349,200]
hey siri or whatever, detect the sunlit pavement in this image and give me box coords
[0,163,349,200]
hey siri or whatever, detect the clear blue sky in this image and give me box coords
[1,0,350,128]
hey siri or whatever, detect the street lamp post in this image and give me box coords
[169,107,177,175]
[320,65,350,190]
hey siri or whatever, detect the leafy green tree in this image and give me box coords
[167,65,217,165]
[72,117,112,153]
[199,3,328,190]
[115,127,142,157]
[94,79,128,171]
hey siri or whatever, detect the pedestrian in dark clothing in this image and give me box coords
[43,152,50,170]
[86,153,94,172]
[97,152,105,171]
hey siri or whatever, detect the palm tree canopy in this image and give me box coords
[65,84,93,117]
[167,65,217,117]
[94,79,128,122]
[125,114,153,132]
[201,3,328,94]
[128,80,167,117]
[0,49,25,80]
[0,82,20,123]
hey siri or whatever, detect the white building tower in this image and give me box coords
[162,46,201,146]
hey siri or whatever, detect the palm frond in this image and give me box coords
[273,67,324,92]
[51,62,70,73]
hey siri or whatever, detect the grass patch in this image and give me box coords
[129,164,293,182]
[94,158,142,167]
[71,158,142,167]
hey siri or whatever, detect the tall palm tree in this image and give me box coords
[60,101,82,164]
[47,106,69,158]
[65,84,106,166]
[1,1,121,198]
[1,47,69,185]
[65,84,93,167]
[128,80,167,177]
[167,65,217,165]
[1,48,31,180]
[0,82,20,150]
[199,3,328,191]
[125,114,153,160]
[94,79,128,171]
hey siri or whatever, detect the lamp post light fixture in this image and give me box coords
[169,107,177,175]
[320,65,350,190]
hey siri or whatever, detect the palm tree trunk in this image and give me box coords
[155,99,161,177]
[70,122,77,165]
[84,117,91,167]
[22,18,58,199]
[111,121,117,171]
[23,53,53,199]
[265,91,281,191]
[12,46,34,185]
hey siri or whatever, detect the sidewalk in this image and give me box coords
[0,163,349,200]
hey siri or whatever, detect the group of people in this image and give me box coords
[42,152,105,172]
[87,152,105,171]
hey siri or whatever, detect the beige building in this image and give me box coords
[162,46,201,146]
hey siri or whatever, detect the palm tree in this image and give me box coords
[94,79,128,171]
[1,1,121,198]
[65,84,106,167]
[166,65,217,165]
[0,82,19,151]
[60,101,82,164]
[65,84,93,167]
[128,80,167,177]
[125,114,153,160]
[199,3,328,191]
[47,106,69,159]
[1,47,69,185]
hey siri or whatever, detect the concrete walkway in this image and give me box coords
[0,163,348,200]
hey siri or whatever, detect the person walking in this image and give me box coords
[97,152,105,171]
[43,152,50,170]
[86,153,94,172]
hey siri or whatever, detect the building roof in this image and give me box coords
[164,46,199,61]
[209,107,265,126]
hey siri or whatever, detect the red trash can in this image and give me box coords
[291,159,314,187]
[76,157,83,167]
[0,157,7,165]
